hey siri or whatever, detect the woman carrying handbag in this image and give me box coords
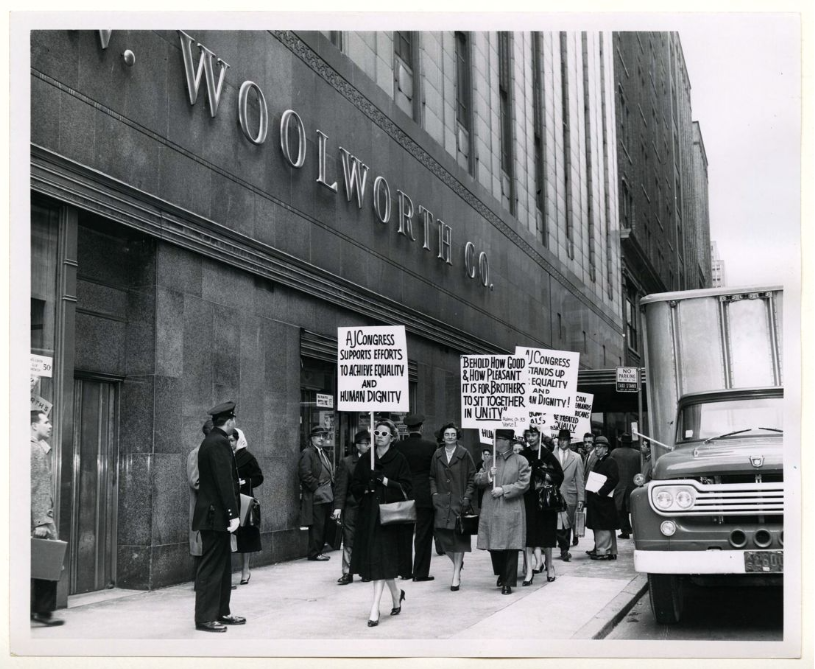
[429,423,476,592]
[520,427,564,585]
[232,428,264,585]
[349,419,413,627]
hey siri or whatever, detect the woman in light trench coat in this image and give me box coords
[474,429,531,594]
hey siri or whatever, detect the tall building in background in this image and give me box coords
[612,32,711,368]
[711,241,727,287]
[692,121,712,287]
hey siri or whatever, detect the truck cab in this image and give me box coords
[631,287,783,624]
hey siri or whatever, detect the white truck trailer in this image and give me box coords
[630,286,783,624]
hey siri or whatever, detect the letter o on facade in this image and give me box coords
[373,176,391,223]
[478,252,490,287]
[238,81,268,145]
[464,242,477,279]
[280,109,306,168]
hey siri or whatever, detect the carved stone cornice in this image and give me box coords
[32,144,508,355]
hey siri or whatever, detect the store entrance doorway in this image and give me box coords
[69,376,120,595]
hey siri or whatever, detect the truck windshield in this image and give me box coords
[678,396,783,443]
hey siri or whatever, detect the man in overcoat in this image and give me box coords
[332,430,370,584]
[395,414,437,581]
[298,425,335,561]
[554,428,585,561]
[586,436,620,560]
[187,419,213,563]
[610,433,641,539]
[474,429,531,594]
[192,402,244,632]
[30,410,64,627]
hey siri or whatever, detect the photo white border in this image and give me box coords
[4,2,813,666]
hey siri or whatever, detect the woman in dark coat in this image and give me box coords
[520,427,564,585]
[429,423,476,591]
[586,435,620,560]
[232,428,264,584]
[350,419,413,627]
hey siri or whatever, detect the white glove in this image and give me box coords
[228,518,240,533]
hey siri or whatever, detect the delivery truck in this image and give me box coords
[630,286,783,624]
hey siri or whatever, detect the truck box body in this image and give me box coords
[630,286,783,623]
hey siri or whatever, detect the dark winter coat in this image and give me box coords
[235,448,264,496]
[520,446,563,547]
[429,444,476,530]
[334,452,361,511]
[298,445,334,527]
[192,427,240,532]
[395,432,437,508]
[349,445,413,580]
[610,445,641,511]
[586,454,620,530]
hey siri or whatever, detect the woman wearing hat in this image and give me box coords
[520,427,564,585]
[349,419,413,627]
[232,428,264,585]
[429,423,476,591]
[586,435,620,560]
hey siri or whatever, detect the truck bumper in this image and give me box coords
[634,549,783,574]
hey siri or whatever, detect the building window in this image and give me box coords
[625,285,639,352]
[393,31,420,123]
[498,31,515,214]
[600,32,614,301]
[454,31,473,173]
[621,180,633,229]
[532,31,547,246]
[582,33,596,283]
[560,32,574,259]
[328,31,343,52]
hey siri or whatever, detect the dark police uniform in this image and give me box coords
[192,402,241,631]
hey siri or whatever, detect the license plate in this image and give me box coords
[744,550,783,573]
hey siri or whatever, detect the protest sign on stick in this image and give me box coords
[338,326,409,465]
[460,355,527,429]
[517,347,579,417]
[546,392,594,441]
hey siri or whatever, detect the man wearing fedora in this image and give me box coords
[395,413,437,581]
[610,433,641,539]
[299,425,335,561]
[554,428,585,561]
[192,401,245,632]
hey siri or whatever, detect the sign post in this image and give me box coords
[338,326,409,468]
[616,366,639,393]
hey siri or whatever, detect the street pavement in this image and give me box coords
[31,533,645,642]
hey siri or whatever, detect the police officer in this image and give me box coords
[192,401,245,632]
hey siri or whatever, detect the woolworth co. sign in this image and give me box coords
[94,30,495,290]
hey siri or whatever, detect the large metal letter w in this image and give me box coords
[177,31,230,118]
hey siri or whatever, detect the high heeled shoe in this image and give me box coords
[367,617,379,627]
[390,589,406,615]
[522,573,535,586]
[547,570,556,583]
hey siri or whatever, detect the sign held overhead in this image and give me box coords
[337,326,409,411]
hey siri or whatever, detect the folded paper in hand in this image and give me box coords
[586,471,613,496]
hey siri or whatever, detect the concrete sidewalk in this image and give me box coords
[30,533,646,641]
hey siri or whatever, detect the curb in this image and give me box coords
[572,574,649,639]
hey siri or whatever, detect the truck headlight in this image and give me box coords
[660,520,677,536]
[655,490,674,510]
[676,490,694,509]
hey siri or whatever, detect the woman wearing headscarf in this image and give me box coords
[520,426,564,585]
[349,419,413,627]
[232,428,264,584]
[429,423,476,592]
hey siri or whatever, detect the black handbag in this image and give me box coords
[379,484,417,525]
[326,517,343,549]
[239,493,261,527]
[455,511,479,536]
[538,484,567,512]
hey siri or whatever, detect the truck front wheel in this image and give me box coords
[648,573,684,624]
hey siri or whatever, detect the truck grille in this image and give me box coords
[649,481,784,517]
